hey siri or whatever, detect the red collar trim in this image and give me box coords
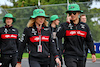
[5,25,13,28]
[66,21,70,24]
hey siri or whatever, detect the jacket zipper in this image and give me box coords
[75,25,79,60]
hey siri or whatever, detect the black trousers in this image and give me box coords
[29,60,49,67]
[64,57,85,67]
[1,53,17,67]
[29,55,50,67]
[49,55,55,67]
[85,48,88,62]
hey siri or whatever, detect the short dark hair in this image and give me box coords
[80,14,86,18]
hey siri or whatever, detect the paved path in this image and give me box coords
[86,59,100,67]
[9,59,100,67]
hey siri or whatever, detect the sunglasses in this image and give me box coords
[68,12,77,16]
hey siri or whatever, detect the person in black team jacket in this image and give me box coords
[80,14,96,66]
[49,15,62,67]
[0,13,19,67]
[16,9,61,67]
[57,4,96,67]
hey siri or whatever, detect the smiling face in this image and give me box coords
[80,15,86,23]
[35,16,45,25]
[54,19,60,25]
[68,12,80,21]
[5,17,13,26]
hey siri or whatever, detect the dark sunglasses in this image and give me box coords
[68,12,77,16]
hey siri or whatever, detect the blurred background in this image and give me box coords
[0,0,100,43]
[1,1,100,66]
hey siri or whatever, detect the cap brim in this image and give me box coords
[30,15,49,19]
[3,17,16,23]
[66,10,83,13]
[13,18,16,22]
[55,17,61,20]
[50,17,61,22]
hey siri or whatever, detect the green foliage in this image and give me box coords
[42,5,67,23]
[0,0,92,9]
[6,0,91,7]
[23,53,29,58]
[86,8,100,42]
[1,0,100,42]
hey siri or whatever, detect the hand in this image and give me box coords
[16,63,21,67]
[48,55,50,58]
[66,14,71,23]
[92,54,96,62]
[55,58,61,67]
[94,45,96,50]
[0,63,2,66]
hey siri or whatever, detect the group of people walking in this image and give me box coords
[0,4,96,67]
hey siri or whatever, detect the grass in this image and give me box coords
[22,53,29,58]
[87,53,100,59]
[22,53,100,59]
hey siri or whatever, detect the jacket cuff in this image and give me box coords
[17,62,21,63]
[66,21,70,24]
[92,54,95,55]
[54,55,59,59]
[91,51,95,55]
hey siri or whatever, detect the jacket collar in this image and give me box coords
[33,23,45,30]
[5,25,13,28]
[70,18,81,26]
[49,24,57,29]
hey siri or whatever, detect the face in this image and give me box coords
[80,16,86,23]
[54,19,60,25]
[5,18,13,26]
[68,12,80,21]
[35,16,45,25]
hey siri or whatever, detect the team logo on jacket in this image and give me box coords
[4,28,8,34]
[44,28,49,31]
[12,29,16,31]
[70,31,76,35]
[34,37,39,41]
[32,28,37,35]
[57,26,61,32]
[20,34,25,42]
[68,24,73,29]
[30,36,49,42]
[52,40,55,43]
[1,34,18,39]
[80,24,85,29]
[66,30,87,38]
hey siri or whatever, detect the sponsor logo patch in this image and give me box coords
[66,30,87,38]
[1,34,18,39]
[30,36,49,42]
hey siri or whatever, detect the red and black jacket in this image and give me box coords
[17,24,58,63]
[0,26,19,55]
[57,20,95,58]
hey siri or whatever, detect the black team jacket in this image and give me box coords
[0,25,19,55]
[17,24,59,64]
[57,20,95,60]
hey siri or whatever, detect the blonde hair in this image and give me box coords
[27,18,48,28]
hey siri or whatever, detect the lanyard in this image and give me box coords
[37,28,42,52]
